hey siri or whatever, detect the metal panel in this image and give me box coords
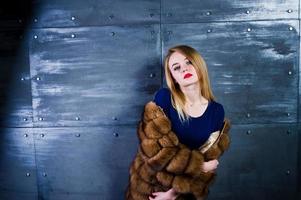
[299,18,301,124]
[208,123,298,200]
[0,0,33,28]
[162,0,298,23]
[0,28,33,127]
[34,126,138,200]
[0,128,38,199]
[163,20,299,124]
[0,193,38,200]
[31,0,160,28]
[29,25,161,127]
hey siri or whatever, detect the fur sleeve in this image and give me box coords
[138,101,179,171]
[140,101,206,177]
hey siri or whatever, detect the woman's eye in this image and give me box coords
[174,66,180,71]
[186,60,192,65]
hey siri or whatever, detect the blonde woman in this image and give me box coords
[126,45,229,200]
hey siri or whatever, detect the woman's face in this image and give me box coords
[168,51,199,87]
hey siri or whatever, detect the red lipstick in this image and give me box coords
[184,73,192,79]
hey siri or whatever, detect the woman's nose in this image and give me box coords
[182,65,189,73]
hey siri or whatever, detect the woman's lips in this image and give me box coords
[184,73,192,79]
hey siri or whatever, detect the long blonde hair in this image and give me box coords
[164,45,216,123]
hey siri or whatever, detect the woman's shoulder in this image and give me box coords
[210,100,225,114]
[153,87,171,114]
[154,87,171,101]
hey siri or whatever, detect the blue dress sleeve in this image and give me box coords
[153,88,170,117]
[213,103,225,132]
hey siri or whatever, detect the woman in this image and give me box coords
[126,45,230,200]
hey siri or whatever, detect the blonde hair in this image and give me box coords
[164,45,216,123]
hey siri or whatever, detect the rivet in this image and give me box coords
[34,18,38,23]
[110,32,115,36]
[75,116,80,121]
[113,132,119,137]
[71,34,75,38]
[247,28,252,32]
[109,14,114,19]
[40,133,44,137]
[246,113,251,118]
[24,134,28,137]
[287,113,290,117]
[71,16,75,21]
[207,29,212,33]
[167,31,172,35]
[288,70,292,75]
[246,130,251,135]
[42,172,47,177]
[36,77,41,81]
[75,133,80,137]
[288,26,293,31]
[26,172,30,177]
[206,11,211,16]
[287,9,293,13]
[167,13,172,17]
[23,118,28,121]
[34,35,38,39]
[149,73,155,78]
[286,170,290,175]
[38,117,44,121]
[286,130,291,135]
[149,13,154,17]
[150,30,155,35]
[112,116,117,120]
[246,10,250,14]
[18,19,23,23]
[21,77,25,81]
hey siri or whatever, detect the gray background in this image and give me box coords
[0,0,300,199]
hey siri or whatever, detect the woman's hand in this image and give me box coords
[202,159,219,173]
[149,188,179,200]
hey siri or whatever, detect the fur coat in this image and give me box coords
[125,101,231,200]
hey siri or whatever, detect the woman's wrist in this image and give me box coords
[168,188,179,196]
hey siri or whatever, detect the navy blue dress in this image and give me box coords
[153,87,225,150]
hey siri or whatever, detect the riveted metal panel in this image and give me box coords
[162,0,298,23]
[0,128,38,199]
[30,0,160,28]
[208,123,298,200]
[33,126,138,200]
[29,25,161,127]
[163,20,299,124]
[0,0,33,28]
[0,28,33,127]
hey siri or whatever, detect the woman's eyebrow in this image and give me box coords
[172,63,179,67]
[171,57,188,67]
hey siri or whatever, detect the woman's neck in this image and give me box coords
[180,84,205,105]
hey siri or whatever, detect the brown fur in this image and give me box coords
[126,101,231,200]
[141,138,161,158]
[148,147,178,171]
[166,148,191,174]
[184,150,204,177]
[156,171,174,187]
[172,175,191,193]
[158,134,175,147]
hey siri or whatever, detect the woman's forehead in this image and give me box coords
[169,52,187,65]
